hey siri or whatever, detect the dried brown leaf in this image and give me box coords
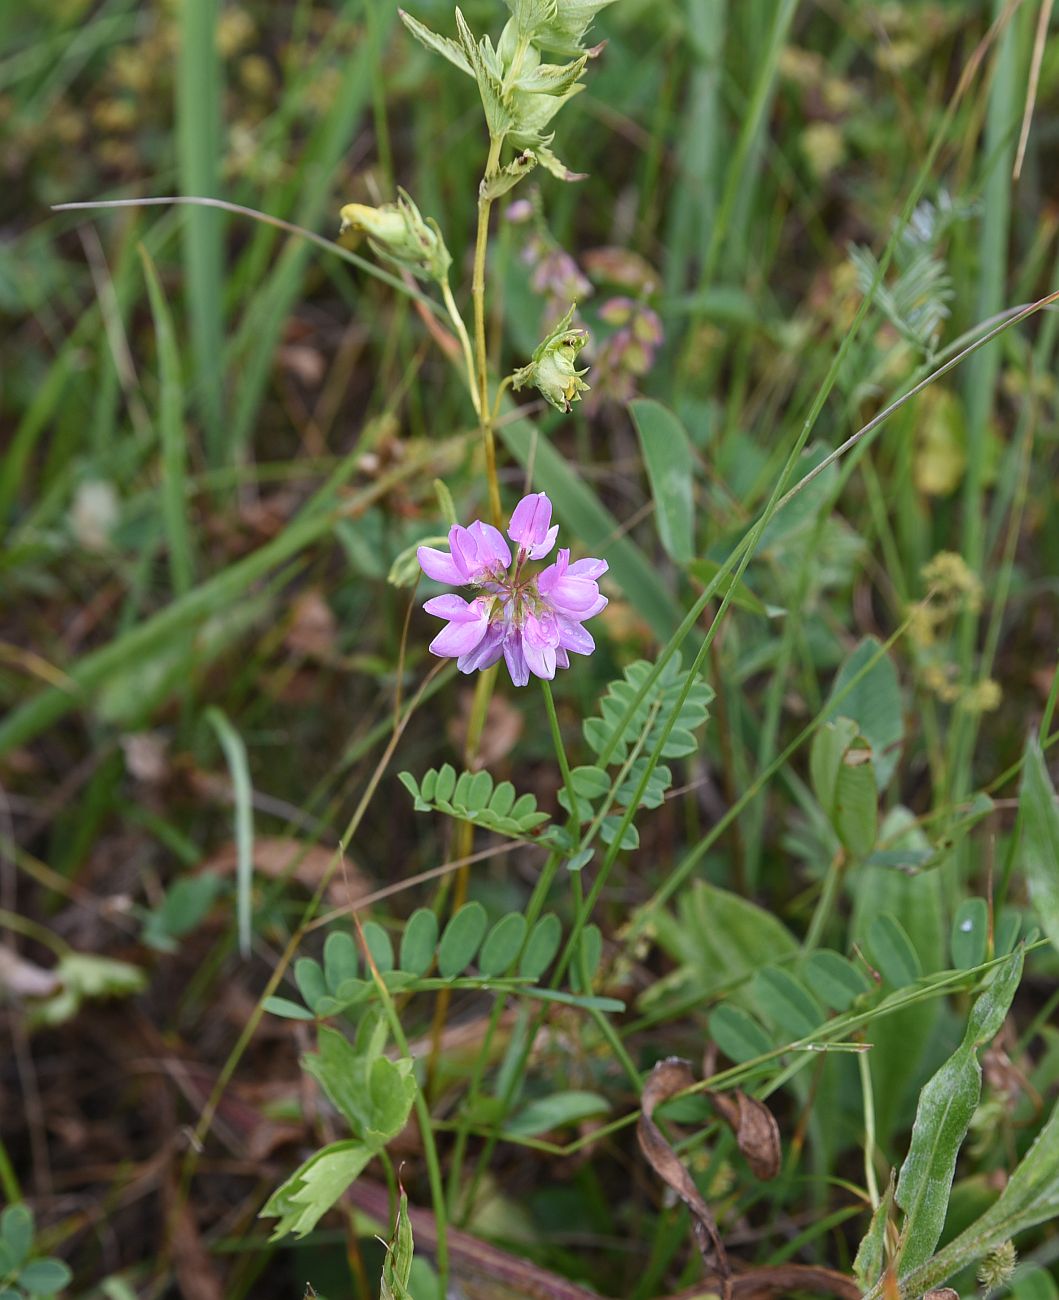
[200,835,368,905]
[924,1291,959,1299]
[707,1090,781,1181]
[637,1057,730,1293]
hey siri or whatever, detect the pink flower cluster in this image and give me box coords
[417,492,608,687]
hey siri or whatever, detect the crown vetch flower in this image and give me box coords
[417,491,607,687]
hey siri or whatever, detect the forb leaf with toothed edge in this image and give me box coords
[260,1140,373,1239]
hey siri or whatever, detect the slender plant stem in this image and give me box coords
[541,679,579,825]
[441,276,480,418]
[473,134,505,528]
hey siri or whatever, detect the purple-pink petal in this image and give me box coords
[429,615,489,658]
[458,624,505,674]
[503,635,530,687]
[557,616,596,656]
[468,520,511,570]
[523,638,556,680]
[567,557,608,580]
[418,545,466,585]
[547,577,603,614]
[423,594,483,622]
[508,492,553,548]
[527,524,559,561]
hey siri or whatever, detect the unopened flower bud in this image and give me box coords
[512,305,590,412]
[338,188,451,283]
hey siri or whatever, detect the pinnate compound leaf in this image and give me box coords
[399,908,438,976]
[438,901,488,978]
[1018,737,1059,955]
[260,1140,372,1239]
[894,948,1024,1274]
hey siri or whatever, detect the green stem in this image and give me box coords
[541,679,579,826]
[441,276,481,418]
[473,134,505,527]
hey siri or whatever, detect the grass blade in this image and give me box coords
[205,707,254,958]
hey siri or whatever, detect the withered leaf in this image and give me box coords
[637,1057,730,1293]
[707,1089,781,1181]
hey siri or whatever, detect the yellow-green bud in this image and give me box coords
[338,188,451,283]
[512,304,590,412]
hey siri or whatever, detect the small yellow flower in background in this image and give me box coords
[922,550,983,615]
[960,679,1002,715]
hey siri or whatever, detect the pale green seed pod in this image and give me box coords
[512,304,590,412]
[339,189,451,283]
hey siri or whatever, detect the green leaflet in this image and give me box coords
[894,947,1024,1274]
[261,1140,372,1240]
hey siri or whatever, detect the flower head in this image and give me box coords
[417,492,608,687]
[339,188,450,283]
[512,304,590,412]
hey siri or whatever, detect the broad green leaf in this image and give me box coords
[323,931,359,991]
[894,948,1023,1274]
[32,952,147,1027]
[438,902,488,978]
[1018,738,1059,955]
[709,1004,774,1062]
[302,1026,366,1131]
[867,914,922,987]
[399,908,438,976]
[142,873,223,951]
[629,398,695,564]
[951,898,988,969]
[825,637,904,791]
[362,920,395,973]
[1012,1269,1059,1300]
[489,780,517,817]
[479,913,528,977]
[802,949,873,1011]
[519,913,562,979]
[506,1090,610,1137]
[260,1140,372,1239]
